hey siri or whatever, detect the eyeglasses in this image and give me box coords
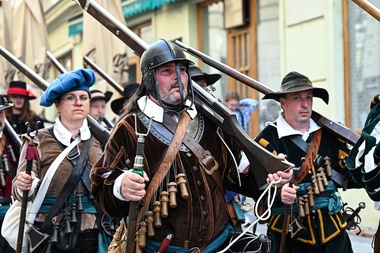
[61,95,90,104]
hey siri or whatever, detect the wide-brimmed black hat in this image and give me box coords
[5,81,36,100]
[189,66,221,86]
[263,71,329,104]
[111,82,140,115]
[90,90,113,103]
[0,96,13,112]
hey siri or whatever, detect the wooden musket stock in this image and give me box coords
[74,0,292,185]
[0,45,110,145]
[174,40,360,145]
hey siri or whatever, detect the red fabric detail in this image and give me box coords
[157,236,172,253]
[25,143,39,161]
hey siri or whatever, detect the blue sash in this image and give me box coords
[144,223,234,253]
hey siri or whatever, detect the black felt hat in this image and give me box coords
[0,96,12,112]
[189,66,221,86]
[6,81,36,100]
[111,82,140,115]
[90,90,113,103]
[263,71,329,104]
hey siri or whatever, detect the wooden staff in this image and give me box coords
[16,122,40,253]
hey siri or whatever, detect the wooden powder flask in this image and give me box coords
[153,201,162,228]
[160,191,169,218]
[298,197,305,218]
[324,156,332,177]
[168,182,178,208]
[138,221,147,248]
[146,211,155,238]
[311,174,320,195]
[307,186,314,207]
[303,194,310,216]
[176,173,189,199]
[318,167,329,187]
[135,231,142,253]
[316,173,325,193]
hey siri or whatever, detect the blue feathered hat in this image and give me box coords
[40,69,96,107]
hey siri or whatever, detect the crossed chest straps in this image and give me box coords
[137,110,218,175]
[291,130,345,218]
[131,111,220,249]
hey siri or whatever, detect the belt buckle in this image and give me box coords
[198,150,218,175]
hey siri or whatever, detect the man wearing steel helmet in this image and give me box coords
[91,39,288,252]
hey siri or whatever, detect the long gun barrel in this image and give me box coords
[74,1,294,252]
[74,0,293,187]
[46,50,67,74]
[174,40,360,145]
[0,45,110,145]
[3,119,21,163]
[83,55,124,95]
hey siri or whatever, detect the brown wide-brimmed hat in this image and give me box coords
[6,81,36,100]
[263,71,329,104]
[189,66,221,86]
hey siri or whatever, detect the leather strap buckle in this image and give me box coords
[198,150,218,175]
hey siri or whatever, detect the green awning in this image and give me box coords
[68,16,83,37]
[122,0,178,19]
[67,0,180,37]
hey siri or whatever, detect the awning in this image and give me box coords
[68,15,83,37]
[122,0,179,19]
[68,0,180,37]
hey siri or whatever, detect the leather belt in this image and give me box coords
[162,114,218,175]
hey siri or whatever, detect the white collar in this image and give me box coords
[137,95,197,123]
[276,113,320,141]
[53,117,91,146]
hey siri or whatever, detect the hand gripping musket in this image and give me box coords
[0,45,110,146]
[74,0,293,191]
[173,40,360,146]
[126,115,152,253]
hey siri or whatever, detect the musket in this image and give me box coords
[174,40,360,145]
[3,119,21,164]
[74,2,293,251]
[74,0,293,187]
[99,116,114,131]
[83,55,124,95]
[46,50,67,74]
[0,45,110,145]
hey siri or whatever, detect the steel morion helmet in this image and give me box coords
[140,39,194,111]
